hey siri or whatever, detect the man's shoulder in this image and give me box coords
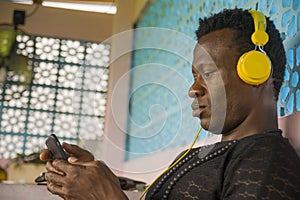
[223,131,300,199]
[232,131,300,163]
[237,130,292,149]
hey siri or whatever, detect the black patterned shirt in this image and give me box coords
[145,130,300,200]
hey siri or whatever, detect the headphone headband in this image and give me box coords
[248,10,269,46]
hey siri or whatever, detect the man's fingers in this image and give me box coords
[46,161,65,176]
[52,159,70,172]
[62,142,85,154]
[47,181,64,198]
[62,142,94,162]
[61,142,74,152]
[45,171,64,186]
[40,149,51,161]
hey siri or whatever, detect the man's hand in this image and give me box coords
[45,160,128,200]
[40,142,94,163]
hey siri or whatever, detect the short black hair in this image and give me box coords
[196,8,286,100]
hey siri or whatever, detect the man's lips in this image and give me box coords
[191,102,206,117]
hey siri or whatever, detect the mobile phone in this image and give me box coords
[45,134,68,160]
[35,134,67,184]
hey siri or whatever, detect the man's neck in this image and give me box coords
[221,101,278,141]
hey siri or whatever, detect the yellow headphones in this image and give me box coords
[237,10,271,85]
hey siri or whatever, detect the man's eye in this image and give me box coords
[203,71,217,79]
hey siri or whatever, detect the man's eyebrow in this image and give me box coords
[193,63,217,72]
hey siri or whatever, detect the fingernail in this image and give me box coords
[68,156,78,163]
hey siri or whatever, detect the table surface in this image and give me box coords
[0,183,142,200]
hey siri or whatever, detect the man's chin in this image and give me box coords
[200,119,223,135]
[199,118,209,131]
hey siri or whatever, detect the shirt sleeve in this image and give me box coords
[222,135,300,200]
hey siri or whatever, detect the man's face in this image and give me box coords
[189,28,259,134]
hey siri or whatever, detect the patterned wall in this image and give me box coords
[0,34,110,158]
[126,0,300,160]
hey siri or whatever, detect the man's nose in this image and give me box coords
[188,83,205,98]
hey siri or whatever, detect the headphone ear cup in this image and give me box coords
[237,50,271,85]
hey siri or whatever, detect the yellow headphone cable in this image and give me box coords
[138,126,203,200]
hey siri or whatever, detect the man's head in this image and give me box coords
[195,8,286,100]
[189,8,285,138]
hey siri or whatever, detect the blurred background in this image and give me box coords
[0,0,299,185]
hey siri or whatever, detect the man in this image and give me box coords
[41,8,300,199]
